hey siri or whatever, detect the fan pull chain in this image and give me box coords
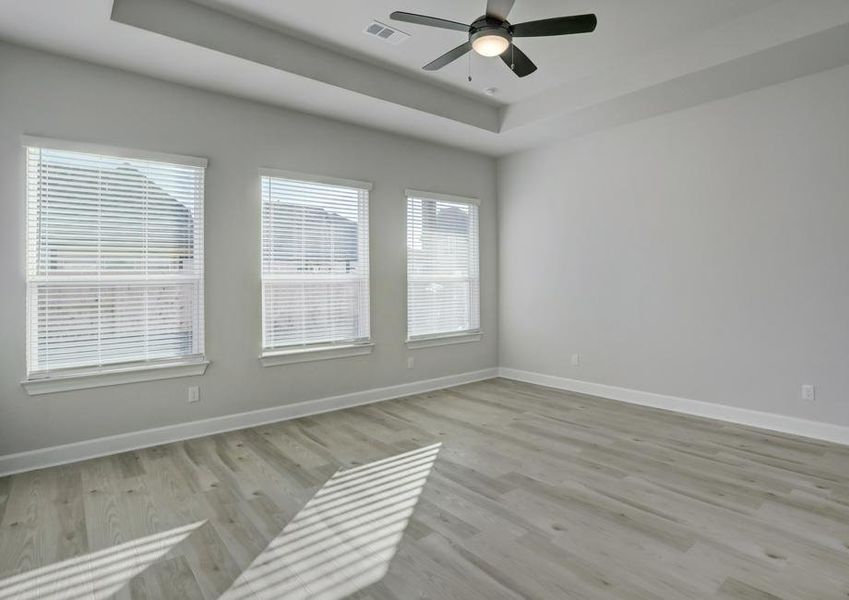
[511,43,515,71]
[467,52,472,82]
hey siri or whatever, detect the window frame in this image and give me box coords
[20,136,208,395]
[405,188,482,347]
[258,168,373,366]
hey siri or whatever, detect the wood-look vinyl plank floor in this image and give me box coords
[1,378,848,599]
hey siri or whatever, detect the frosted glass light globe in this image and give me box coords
[472,34,510,57]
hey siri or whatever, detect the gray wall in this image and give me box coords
[499,64,849,427]
[0,43,498,456]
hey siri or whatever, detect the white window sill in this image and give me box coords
[260,343,374,367]
[22,359,209,396]
[406,332,482,349]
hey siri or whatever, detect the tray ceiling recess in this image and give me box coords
[0,0,848,155]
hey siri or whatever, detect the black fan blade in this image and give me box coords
[390,11,469,32]
[501,44,537,77]
[511,14,597,37]
[485,0,515,21]
[423,42,472,70]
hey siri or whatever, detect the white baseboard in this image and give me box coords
[499,367,849,447]
[0,368,498,477]
[6,365,846,477]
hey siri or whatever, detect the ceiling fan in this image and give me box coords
[390,0,597,78]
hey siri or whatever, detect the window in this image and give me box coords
[406,190,480,342]
[260,170,371,360]
[24,138,206,384]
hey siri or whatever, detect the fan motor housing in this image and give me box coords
[469,15,512,42]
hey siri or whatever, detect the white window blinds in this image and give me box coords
[25,143,206,377]
[406,192,480,340]
[261,171,370,353]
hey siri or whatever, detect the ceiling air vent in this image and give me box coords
[364,20,410,45]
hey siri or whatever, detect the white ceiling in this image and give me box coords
[198,0,778,104]
[1,0,849,156]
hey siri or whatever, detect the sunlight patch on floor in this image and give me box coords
[220,443,442,600]
[0,521,205,600]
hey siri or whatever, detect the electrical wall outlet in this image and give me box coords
[801,384,815,402]
[407,357,415,369]
[571,353,581,367]
[188,386,200,403]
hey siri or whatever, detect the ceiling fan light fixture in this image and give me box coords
[471,32,510,57]
[390,3,597,78]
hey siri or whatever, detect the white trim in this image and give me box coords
[404,188,479,206]
[22,360,209,395]
[498,368,849,447]
[0,368,498,477]
[260,343,374,366]
[406,332,482,349]
[259,167,372,191]
[21,135,208,168]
